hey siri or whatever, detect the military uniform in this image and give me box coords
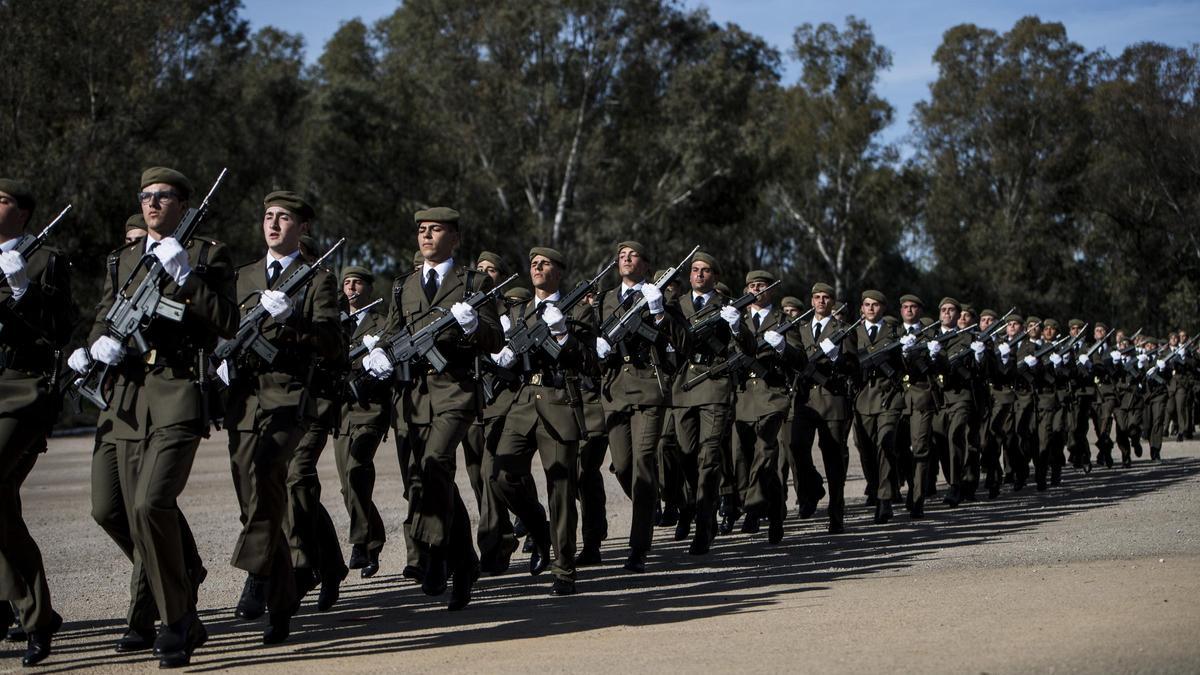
[928,305,980,503]
[852,308,903,521]
[896,314,940,514]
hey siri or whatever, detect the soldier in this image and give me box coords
[896,294,940,518]
[928,298,983,505]
[334,266,390,578]
[1140,336,1171,460]
[1165,331,1193,442]
[362,207,503,609]
[852,290,903,523]
[70,168,235,666]
[490,246,596,594]
[593,241,687,572]
[982,313,1022,498]
[1089,323,1119,468]
[777,295,804,512]
[125,213,148,243]
[463,252,520,576]
[669,252,737,554]
[218,190,342,643]
[576,289,609,565]
[0,179,74,666]
[1063,319,1095,472]
[1109,332,1143,466]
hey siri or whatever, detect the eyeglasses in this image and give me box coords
[138,190,180,205]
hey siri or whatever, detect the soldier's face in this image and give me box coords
[783,306,801,319]
[262,206,308,255]
[1169,334,1179,346]
[618,247,648,281]
[1181,331,1189,342]
[1043,326,1058,340]
[811,292,832,316]
[343,277,370,303]
[1070,326,1082,337]
[1094,326,1106,340]
[417,221,458,262]
[125,227,147,244]
[0,192,31,237]
[1026,322,1040,338]
[690,261,716,293]
[958,311,973,329]
[939,304,959,328]
[748,281,771,306]
[1006,320,1021,338]
[1115,330,1126,342]
[529,255,562,292]
[141,182,187,235]
[476,261,499,281]
[979,315,995,332]
[861,298,882,322]
[900,301,920,323]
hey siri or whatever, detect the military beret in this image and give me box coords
[980,308,998,319]
[1026,316,1042,325]
[264,190,315,221]
[715,282,732,297]
[861,289,886,304]
[692,251,720,274]
[414,206,460,226]
[960,304,975,315]
[140,167,192,199]
[1068,318,1085,329]
[811,282,834,296]
[1043,318,1060,329]
[938,297,961,310]
[746,269,775,285]
[125,213,146,232]
[1095,321,1108,330]
[504,286,532,302]
[341,265,374,284]
[476,251,505,272]
[616,240,647,257]
[0,179,35,211]
[529,246,566,270]
[898,294,923,307]
[781,296,804,310]
[1142,336,1159,345]
[1005,313,1024,324]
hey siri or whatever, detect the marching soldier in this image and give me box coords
[334,266,390,578]
[896,294,939,517]
[362,207,504,609]
[1089,323,1119,468]
[1141,336,1171,460]
[576,290,609,565]
[852,290,902,523]
[71,168,236,666]
[1033,319,1068,488]
[929,297,981,506]
[219,191,342,643]
[778,295,804,512]
[982,313,1023,497]
[0,179,75,666]
[1065,319,1096,472]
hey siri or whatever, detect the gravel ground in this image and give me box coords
[3,431,1199,674]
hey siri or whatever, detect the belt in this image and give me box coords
[0,346,54,374]
[527,371,568,389]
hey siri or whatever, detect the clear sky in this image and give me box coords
[241,0,1200,147]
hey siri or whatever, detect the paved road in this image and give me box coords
[4,433,1199,673]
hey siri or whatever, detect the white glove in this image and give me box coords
[1077,354,1091,367]
[596,337,612,360]
[216,360,231,386]
[1109,350,1123,363]
[0,251,28,300]
[260,289,293,321]
[927,340,942,357]
[1023,355,1038,368]
[901,334,917,352]
[450,301,478,334]
[641,284,664,315]
[542,304,567,336]
[764,330,786,352]
[151,237,191,286]
[1175,347,1186,357]
[362,334,380,350]
[364,348,393,379]
[89,335,125,366]
[819,337,840,360]
[1049,353,1063,367]
[67,347,90,374]
[970,341,986,356]
[1137,354,1149,368]
[492,347,516,368]
[720,305,741,333]
[998,342,1012,358]
[499,314,512,333]
[1157,359,1168,370]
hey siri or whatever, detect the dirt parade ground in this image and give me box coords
[4,432,1199,674]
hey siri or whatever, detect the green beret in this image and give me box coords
[264,190,315,221]
[616,240,647,257]
[1068,318,1085,329]
[476,251,505,272]
[1026,316,1042,326]
[1005,313,1024,324]
[1095,321,1108,330]
[528,246,566,270]
[414,206,460,226]
[1043,318,1059,329]
[1142,336,1159,345]
[341,266,374,284]
[692,251,720,274]
[745,269,775,285]
[412,251,424,268]
[504,286,532,302]
[0,179,35,211]
[715,282,732,297]
[960,303,975,315]
[861,289,886,304]
[781,296,804,309]
[125,213,146,232]
[980,308,998,319]
[938,297,961,310]
[811,282,835,296]
[140,167,192,199]
[898,294,923,307]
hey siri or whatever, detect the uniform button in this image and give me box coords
[536,394,542,400]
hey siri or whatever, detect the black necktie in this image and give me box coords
[694,295,705,311]
[753,313,761,331]
[267,260,282,287]
[909,325,918,336]
[869,325,878,343]
[813,321,822,341]
[423,268,438,303]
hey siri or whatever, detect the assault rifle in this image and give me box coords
[601,245,699,346]
[680,306,814,391]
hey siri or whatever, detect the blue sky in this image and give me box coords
[241,0,1200,147]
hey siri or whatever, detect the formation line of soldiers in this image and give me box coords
[0,170,1194,668]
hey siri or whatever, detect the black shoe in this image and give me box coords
[0,603,10,638]
[623,551,647,573]
[529,538,551,577]
[1083,461,1092,474]
[1134,444,1143,458]
[798,488,824,519]
[549,577,576,596]
[317,569,346,612]
[447,566,480,611]
[873,500,893,524]
[402,564,425,583]
[1103,453,1114,468]
[768,515,784,545]
[865,495,878,507]
[988,482,1001,500]
[155,613,206,668]
[740,515,761,534]
[828,514,845,534]
[1050,465,1062,486]
[116,625,156,653]
[348,544,369,569]
[1151,446,1162,461]
[943,485,962,507]
[904,490,914,512]
[653,501,663,526]
[421,557,449,597]
[1177,433,1184,443]
[575,543,602,566]
[674,507,694,541]
[513,516,528,538]
[262,613,290,645]
[910,500,925,519]
[522,537,536,554]
[294,567,319,601]
[235,574,268,620]
[1035,475,1048,491]
[1003,472,1014,484]
[482,537,519,576]
[1121,456,1133,468]
[21,612,61,667]
[718,509,740,535]
[659,504,679,528]
[6,625,26,642]
[962,482,978,501]
[1013,475,1026,492]
[361,548,382,579]
[688,530,711,555]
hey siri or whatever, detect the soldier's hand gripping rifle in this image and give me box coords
[859,320,939,372]
[681,306,814,391]
[1086,326,1118,358]
[1144,333,1200,385]
[1053,323,1089,356]
[1016,332,1075,380]
[0,204,72,338]
[211,238,346,383]
[73,169,228,410]
[687,279,781,353]
[507,258,616,367]
[799,306,859,384]
[601,245,699,346]
[340,296,383,326]
[348,273,517,397]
